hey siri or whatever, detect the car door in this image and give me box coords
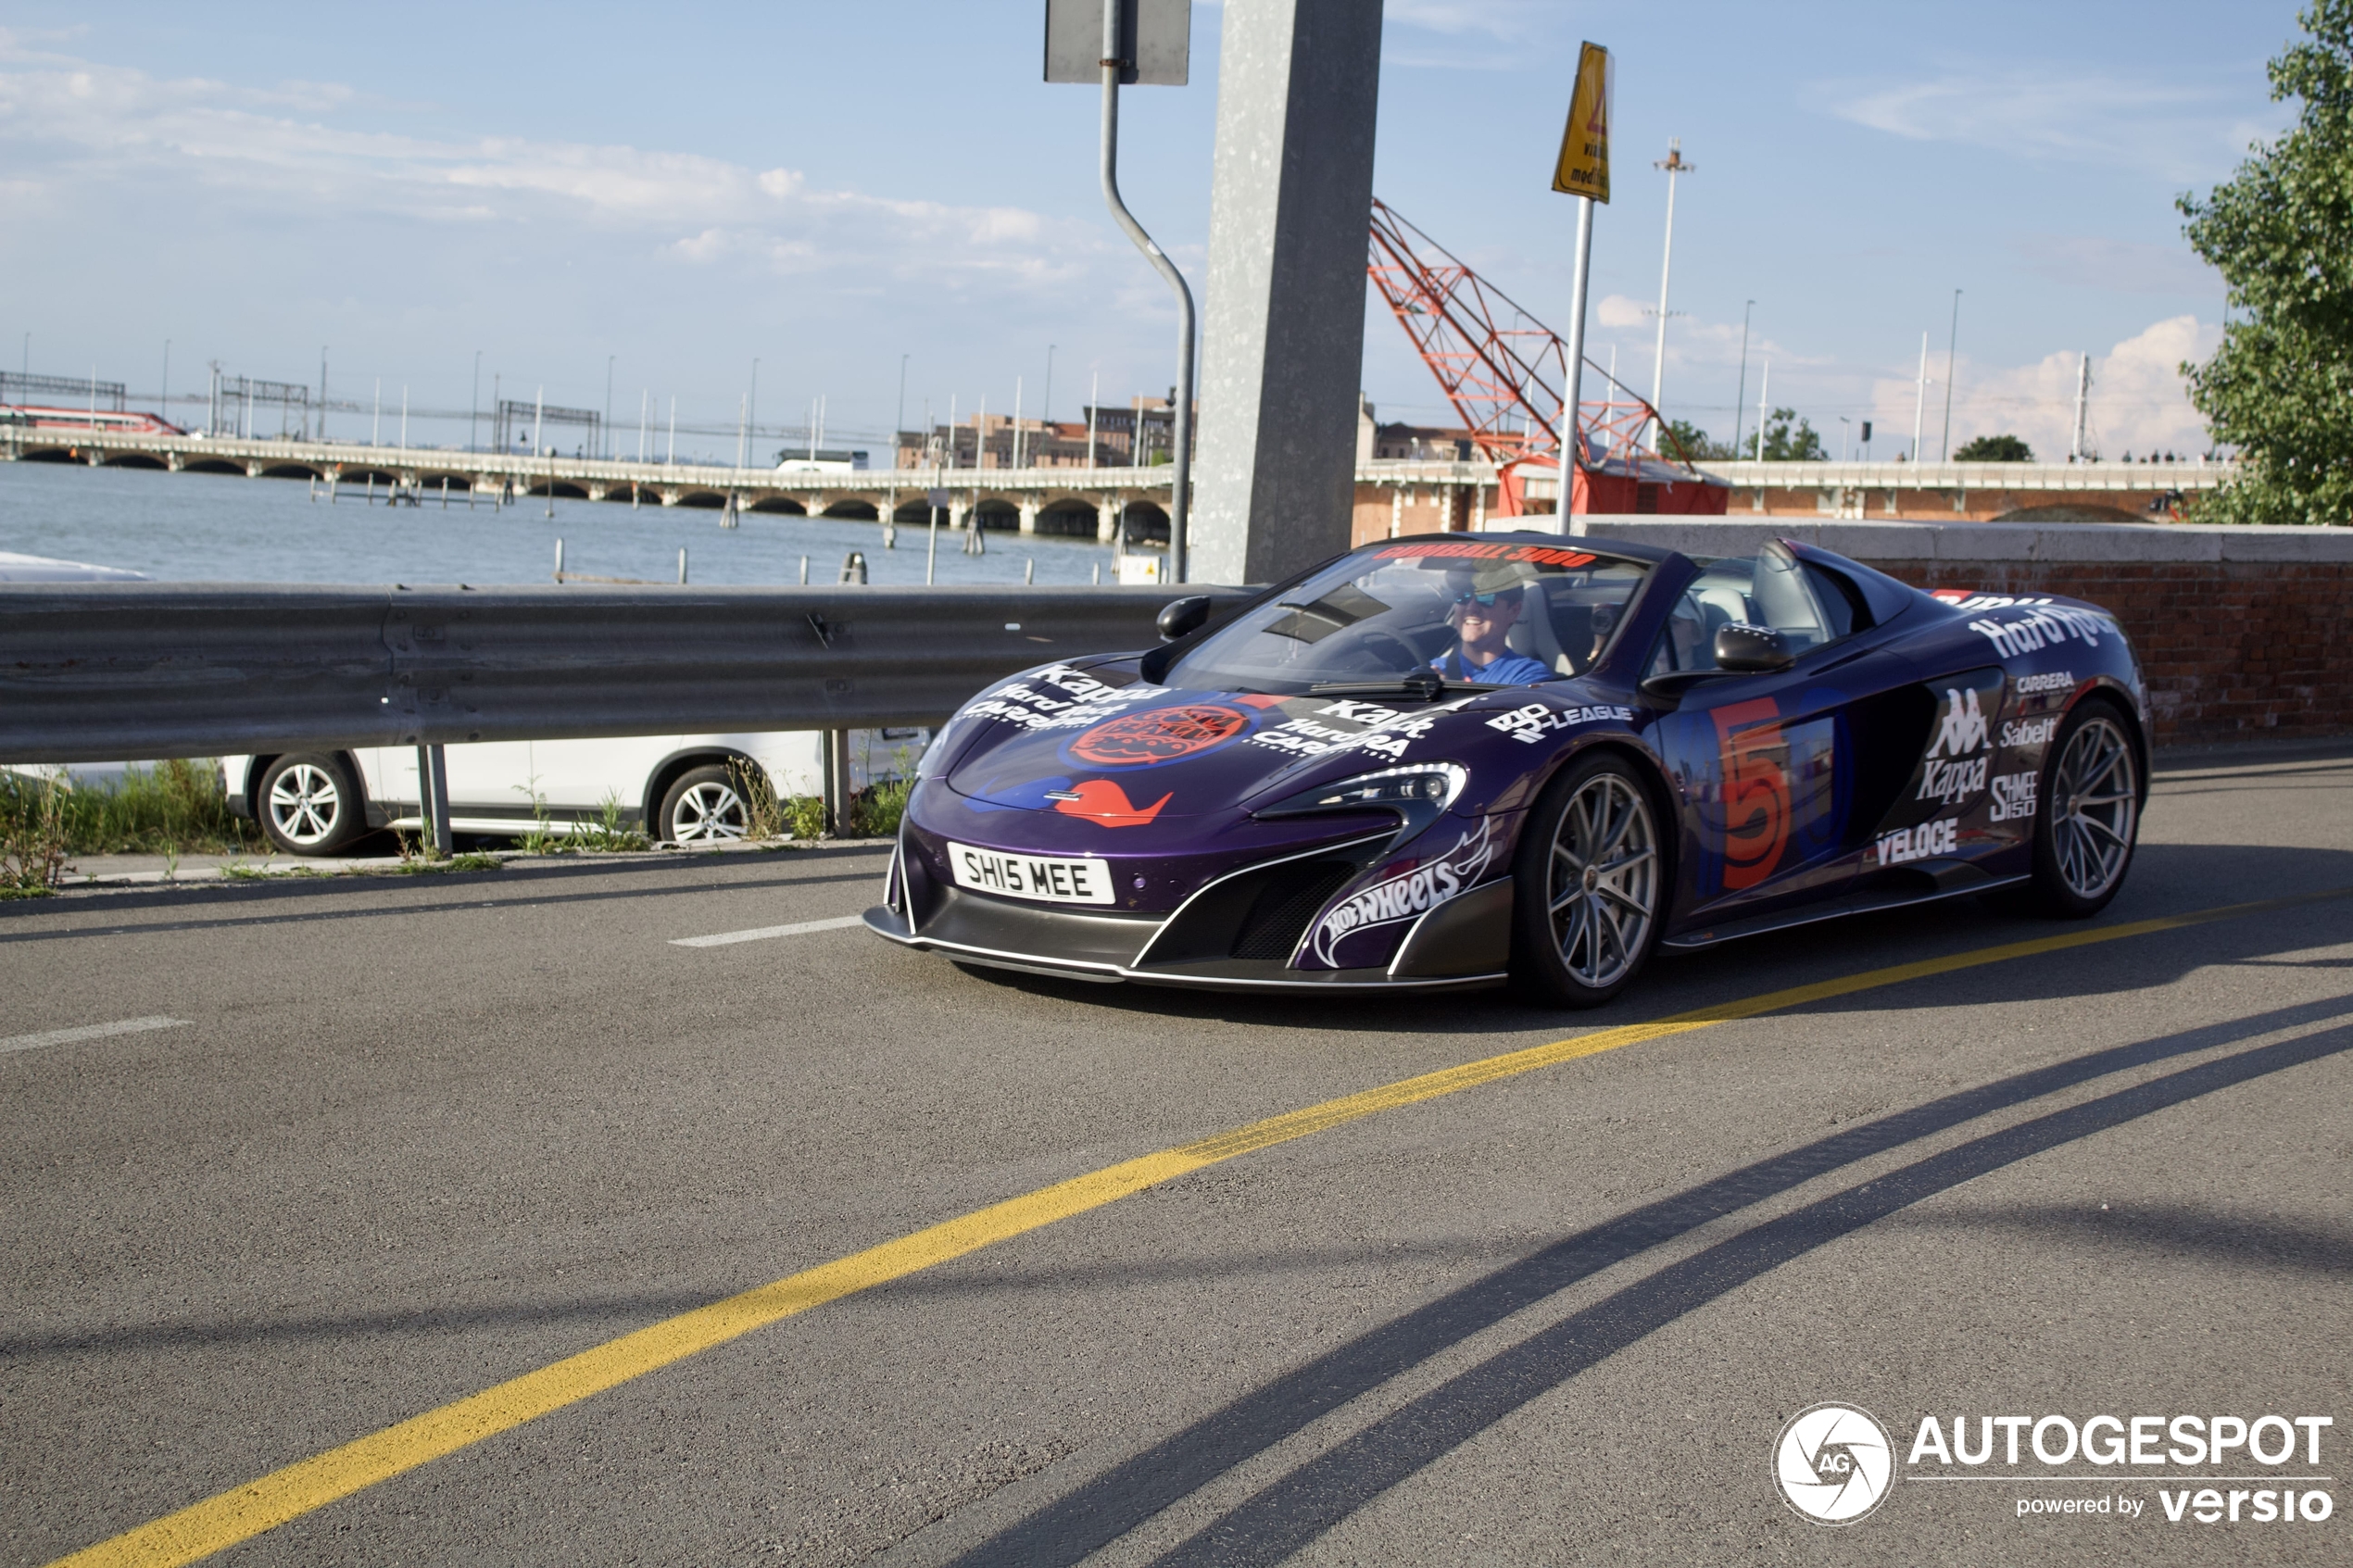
[1646,544,1883,926]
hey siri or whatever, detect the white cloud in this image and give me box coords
[1866,315,2219,460]
[0,49,1110,292]
[2013,234,2222,297]
[1826,67,2282,182]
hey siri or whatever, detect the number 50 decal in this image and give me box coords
[1712,696,1790,891]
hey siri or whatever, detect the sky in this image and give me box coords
[0,1,2304,464]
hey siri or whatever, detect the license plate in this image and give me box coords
[945,843,1115,905]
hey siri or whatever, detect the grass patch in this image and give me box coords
[2,771,71,894]
[391,850,502,874]
[1,760,262,858]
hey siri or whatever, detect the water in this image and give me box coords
[0,459,1123,587]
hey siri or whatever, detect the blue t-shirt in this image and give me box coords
[1431,647,1554,686]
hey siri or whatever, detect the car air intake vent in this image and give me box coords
[1230,859,1360,961]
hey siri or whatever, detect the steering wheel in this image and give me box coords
[1354,627,1426,674]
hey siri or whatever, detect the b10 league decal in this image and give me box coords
[1485,701,1634,746]
[1310,820,1499,968]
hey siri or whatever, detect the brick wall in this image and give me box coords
[1554,518,2353,748]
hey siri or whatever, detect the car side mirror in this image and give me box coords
[1713,622,1795,672]
[1156,595,1212,643]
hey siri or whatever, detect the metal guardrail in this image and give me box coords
[0,583,1245,764]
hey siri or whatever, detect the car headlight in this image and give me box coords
[1253,762,1467,842]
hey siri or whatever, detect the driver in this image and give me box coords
[1433,570,1554,685]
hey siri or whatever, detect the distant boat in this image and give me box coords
[0,551,152,582]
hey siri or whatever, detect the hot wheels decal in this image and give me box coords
[1310,821,1500,967]
[1713,697,1790,892]
[1067,705,1251,767]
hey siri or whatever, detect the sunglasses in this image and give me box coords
[1453,590,1518,608]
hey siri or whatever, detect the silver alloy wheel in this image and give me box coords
[671,780,749,842]
[1546,771,1659,989]
[2049,715,2138,900]
[267,763,343,846]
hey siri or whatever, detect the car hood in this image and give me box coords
[937,664,1567,827]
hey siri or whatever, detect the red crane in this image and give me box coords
[1365,197,1727,518]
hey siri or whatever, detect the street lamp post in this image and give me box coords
[1647,138,1694,452]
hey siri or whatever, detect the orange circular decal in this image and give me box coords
[1067,704,1250,766]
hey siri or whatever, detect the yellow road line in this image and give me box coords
[51,885,2350,1568]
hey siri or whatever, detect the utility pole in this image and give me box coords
[1755,362,1769,459]
[1647,138,1693,453]
[604,355,615,459]
[2070,351,2093,461]
[471,350,482,454]
[1043,344,1056,426]
[1730,300,1754,464]
[1091,0,1195,579]
[319,348,328,442]
[1940,288,1962,462]
[895,353,910,470]
[736,394,749,471]
[1911,332,1929,463]
[160,339,170,418]
[1087,369,1100,469]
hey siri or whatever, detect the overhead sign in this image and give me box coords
[1551,43,1613,202]
[1044,0,1189,86]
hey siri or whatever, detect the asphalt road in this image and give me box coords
[3,744,2348,1567]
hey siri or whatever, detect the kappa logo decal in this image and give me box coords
[1926,687,1990,759]
[1067,704,1251,766]
[1050,779,1172,828]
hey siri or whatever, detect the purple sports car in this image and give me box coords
[863,532,2148,1005]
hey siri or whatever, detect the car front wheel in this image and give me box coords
[660,764,752,844]
[258,753,364,855]
[1510,750,1665,1007]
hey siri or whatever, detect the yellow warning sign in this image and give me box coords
[1551,43,1612,202]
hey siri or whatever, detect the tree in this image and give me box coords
[1660,418,1737,461]
[2179,1,2353,523]
[1754,407,1828,462]
[1953,433,2034,461]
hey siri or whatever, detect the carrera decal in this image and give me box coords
[1051,779,1173,828]
[1066,704,1251,767]
[1712,697,1790,892]
[1310,821,1499,967]
[2015,671,2075,695]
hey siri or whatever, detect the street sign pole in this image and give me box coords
[1550,42,1612,535]
[1049,0,1194,581]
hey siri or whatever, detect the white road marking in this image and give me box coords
[670,914,867,948]
[0,1016,190,1055]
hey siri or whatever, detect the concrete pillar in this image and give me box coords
[1389,485,1403,539]
[949,496,970,533]
[1190,0,1384,586]
[1098,495,1123,545]
[661,488,684,508]
[1018,496,1040,534]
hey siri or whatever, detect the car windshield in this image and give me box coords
[1165,539,1654,696]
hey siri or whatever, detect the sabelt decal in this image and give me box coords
[1967,604,2117,659]
[1486,701,1635,746]
[1988,771,2039,822]
[1049,778,1172,828]
[1712,697,1790,892]
[1877,818,1957,865]
[2001,716,2058,747]
[1068,705,1250,766]
[1310,821,1499,967]
[2015,671,2075,695]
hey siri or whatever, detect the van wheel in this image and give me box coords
[661,765,751,844]
[258,754,364,855]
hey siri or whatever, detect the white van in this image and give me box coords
[221,729,926,854]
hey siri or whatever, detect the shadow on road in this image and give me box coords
[940,994,2353,1568]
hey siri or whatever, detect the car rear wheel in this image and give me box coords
[1511,750,1664,1007]
[2022,698,2141,918]
[660,764,751,844]
[258,753,364,855]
